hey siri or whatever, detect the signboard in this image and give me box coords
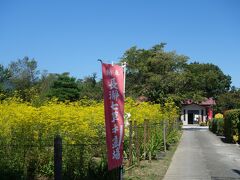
[102,63,124,170]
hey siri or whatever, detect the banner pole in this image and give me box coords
[119,62,127,180]
[122,62,127,98]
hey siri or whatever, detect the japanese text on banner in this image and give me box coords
[102,63,124,170]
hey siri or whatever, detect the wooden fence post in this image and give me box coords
[134,121,140,166]
[163,120,167,152]
[147,120,151,163]
[54,135,62,180]
[128,121,133,166]
[143,119,147,160]
[147,120,150,139]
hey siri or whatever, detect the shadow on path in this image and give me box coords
[232,169,240,176]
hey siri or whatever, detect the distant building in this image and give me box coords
[180,98,216,125]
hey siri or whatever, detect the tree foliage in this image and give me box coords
[121,43,188,103]
[121,43,231,104]
[0,65,11,93]
[0,44,235,108]
[8,57,39,91]
[2,57,40,100]
[184,62,231,99]
[215,88,240,113]
[78,73,103,100]
[47,73,80,101]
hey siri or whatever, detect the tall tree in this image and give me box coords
[47,72,80,101]
[33,71,59,103]
[78,73,103,100]
[121,43,231,104]
[121,43,188,103]
[215,87,240,113]
[0,64,11,97]
[184,62,231,99]
[8,57,39,91]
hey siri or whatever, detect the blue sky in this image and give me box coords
[0,0,240,87]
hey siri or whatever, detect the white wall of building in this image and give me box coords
[181,104,207,125]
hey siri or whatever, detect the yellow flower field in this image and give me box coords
[0,97,179,178]
[0,97,178,144]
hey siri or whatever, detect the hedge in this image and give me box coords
[224,109,240,143]
[209,118,224,136]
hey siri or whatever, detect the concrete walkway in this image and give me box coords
[164,125,240,180]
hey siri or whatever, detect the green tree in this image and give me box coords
[184,62,231,99]
[121,44,231,104]
[215,87,240,113]
[0,64,11,92]
[121,43,188,103]
[31,71,59,105]
[78,73,103,100]
[0,64,11,100]
[47,72,80,101]
[8,57,39,91]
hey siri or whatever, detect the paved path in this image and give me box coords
[164,125,240,180]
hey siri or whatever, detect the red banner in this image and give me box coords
[102,63,124,170]
[208,107,213,120]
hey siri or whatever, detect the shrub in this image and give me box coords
[239,119,240,143]
[216,118,224,136]
[209,118,217,134]
[214,113,223,119]
[224,109,240,143]
[209,120,213,131]
[209,118,224,136]
[199,122,207,126]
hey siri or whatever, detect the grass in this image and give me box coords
[123,136,181,180]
